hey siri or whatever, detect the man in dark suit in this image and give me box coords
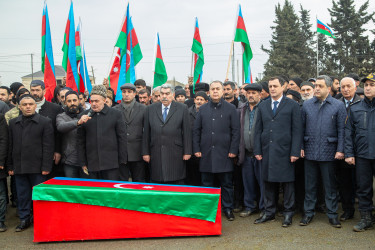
[114,83,147,182]
[300,75,347,228]
[8,95,54,232]
[336,77,362,222]
[193,81,240,221]
[30,80,63,178]
[77,85,127,180]
[142,84,192,184]
[254,76,302,227]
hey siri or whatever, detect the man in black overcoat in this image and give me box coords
[254,76,302,227]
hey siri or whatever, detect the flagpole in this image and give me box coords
[316,16,319,77]
[226,4,239,81]
[79,18,88,90]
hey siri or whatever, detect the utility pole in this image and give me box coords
[91,66,96,84]
[231,43,235,81]
[31,53,34,81]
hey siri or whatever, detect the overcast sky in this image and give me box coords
[0,0,374,87]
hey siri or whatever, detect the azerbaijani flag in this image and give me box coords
[108,48,121,93]
[191,17,204,92]
[153,33,168,88]
[61,1,79,92]
[234,4,253,84]
[80,46,92,94]
[114,3,143,101]
[75,22,85,93]
[41,3,56,102]
[317,19,336,38]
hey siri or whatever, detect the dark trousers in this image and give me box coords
[336,160,355,213]
[186,157,201,186]
[0,178,6,222]
[15,173,46,220]
[89,168,120,181]
[233,163,244,208]
[64,164,85,178]
[356,157,375,212]
[201,172,233,212]
[304,160,338,219]
[294,158,305,212]
[242,156,264,211]
[264,181,294,216]
[152,179,185,185]
[119,161,146,182]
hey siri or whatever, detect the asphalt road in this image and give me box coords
[1,203,375,249]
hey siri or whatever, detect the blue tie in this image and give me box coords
[163,107,168,121]
[272,101,279,116]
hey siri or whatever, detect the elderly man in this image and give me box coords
[345,73,375,232]
[300,81,315,101]
[143,84,192,184]
[151,86,161,104]
[77,85,127,180]
[8,94,54,232]
[193,80,240,221]
[114,83,147,182]
[254,76,302,227]
[237,83,264,218]
[300,75,347,228]
[336,77,362,222]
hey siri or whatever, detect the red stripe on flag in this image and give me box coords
[43,56,55,102]
[156,45,163,60]
[66,60,78,92]
[42,15,46,37]
[75,31,81,46]
[64,20,70,45]
[236,16,247,32]
[317,23,330,32]
[131,29,139,47]
[194,28,202,44]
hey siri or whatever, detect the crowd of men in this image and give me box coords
[0,72,374,234]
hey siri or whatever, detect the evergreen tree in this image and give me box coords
[262,0,316,80]
[328,0,375,77]
[299,5,316,78]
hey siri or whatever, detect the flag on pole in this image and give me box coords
[153,33,168,88]
[62,1,79,92]
[41,3,56,102]
[191,17,204,92]
[114,3,143,101]
[234,4,253,84]
[80,45,92,94]
[75,22,85,93]
[317,19,336,38]
[109,48,121,94]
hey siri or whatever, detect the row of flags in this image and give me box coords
[41,2,336,103]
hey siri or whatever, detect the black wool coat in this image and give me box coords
[77,105,127,172]
[254,96,302,182]
[8,113,54,174]
[0,114,8,179]
[39,100,63,153]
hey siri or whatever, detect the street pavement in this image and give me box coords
[1,203,375,249]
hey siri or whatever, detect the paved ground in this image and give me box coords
[1,203,375,250]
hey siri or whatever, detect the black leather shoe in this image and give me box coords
[329,218,342,228]
[254,214,275,224]
[239,209,258,217]
[15,220,31,232]
[340,211,354,221]
[299,215,314,226]
[0,222,7,232]
[282,214,293,227]
[224,210,235,221]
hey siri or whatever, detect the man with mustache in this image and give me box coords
[142,84,192,184]
[56,91,85,178]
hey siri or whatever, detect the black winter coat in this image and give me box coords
[193,98,240,173]
[39,100,63,153]
[8,113,54,174]
[0,114,8,179]
[77,105,127,172]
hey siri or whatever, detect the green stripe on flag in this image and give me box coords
[234,28,253,82]
[191,38,204,86]
[153,58,167,88]
[115,31,127,49]
[32,184,220,222]
[132,43,143,66]
[41,35,46,72]
[317,28,336,38]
